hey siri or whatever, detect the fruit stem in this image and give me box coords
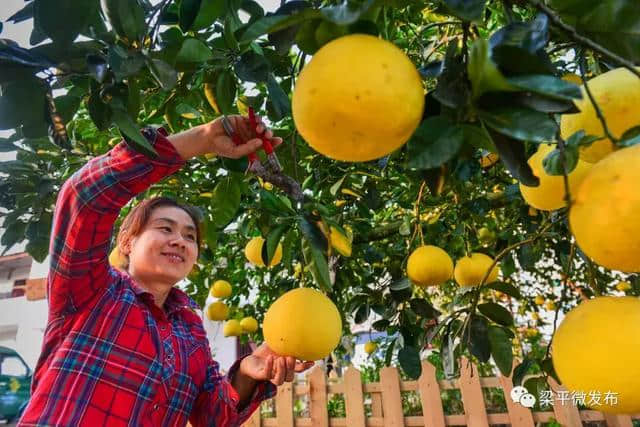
[529,0,640,80]
[578,53,619,144]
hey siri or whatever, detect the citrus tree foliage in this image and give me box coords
[1,0,639,394]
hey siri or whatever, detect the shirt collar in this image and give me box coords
[129,278,191,315]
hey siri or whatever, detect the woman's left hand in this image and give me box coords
[239,343,315,386]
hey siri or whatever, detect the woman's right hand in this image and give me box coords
[205,115,284,159]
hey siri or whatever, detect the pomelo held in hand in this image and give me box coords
[263,288,342,361]
[292,34,424,162]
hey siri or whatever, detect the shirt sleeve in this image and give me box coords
[47,129,185,316]
[189,355,277,427]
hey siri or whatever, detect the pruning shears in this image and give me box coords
[221,107,282,174]
[221,108,303,204]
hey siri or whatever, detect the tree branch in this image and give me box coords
[529,0,640,79]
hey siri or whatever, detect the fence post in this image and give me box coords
[309,366,329,427]
[604,414,634,427]
[547,377,582,427]
[244,408,261,427]
[418,361,446,427]
[497,362,534,427]
[275,382,294,427]
[371,393,383,417]
[344,366,366,427]
[380,366,405,427]
[458,357,490,427]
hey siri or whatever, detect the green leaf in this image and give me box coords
[488,325,513,376]
[541,357,561,384]
[192,0,225,30]
[34,0,97,45]
[0,77,47,130]
[508,75,582,102]
[443,0,486,21]
[297,216,328,252]
[487,130,539,186]
[259,189,293,214]
[102,0,146,41]
[407,117,465,170]
[441,329,457,378]
[330,174,347,196]
[180,0,201,32]
[385,337,396,367]
[619,125,640,148]
[467,38,516,99]
[175,103,202,118]
[479,107,557,143]
[265,224,288,265]
[489,14,555,75]
[302,237,332,290]
[469,315,491,363]
[512,358,535,386]
[321,0,376,25]
[215,70,237,115]
[410,298,441,319]
[111,109,157,158]
[542,145,579,176]
[550,0,640,63]
[108,46,144,81]
[478,302,514,326]
[266,74,290,120]
[461,124,495,152]
[433,41,470,108]
[210,175,243,229]
[54,94,81,123]
[398,346,422,379]
[354,303,370,324]
[389,277,410,291]
[176,38,214,63]
[0,220,27,253]
[87,92,112,131]
[234,51,270,83]
[487,282,522,299]
[147,58,178,90]
[25,214,52,263]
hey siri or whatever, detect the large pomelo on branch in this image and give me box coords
[292,34,424,162]
[263,288,342,361]
[407,245,453,287]
[519,144,592,211]
[569,144,640,272]
[560,67,640,163]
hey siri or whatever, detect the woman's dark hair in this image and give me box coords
[115,197,203,269]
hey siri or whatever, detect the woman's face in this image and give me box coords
[125,206,198,284]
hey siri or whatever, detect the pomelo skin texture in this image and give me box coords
[407,245,453,287]
[292,34,424,162]
[263,288,342,361]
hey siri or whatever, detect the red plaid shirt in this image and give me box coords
[19,129,275,426]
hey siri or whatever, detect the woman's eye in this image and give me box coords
[160,227,172,232]
[186,235,196,241]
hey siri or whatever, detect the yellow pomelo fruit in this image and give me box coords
[329,226,352,257]
[454,253,500,286]
[616,281,632,292]
[108,247,127,271]
[519,144,592,211]
[534,295,545,306]
[203,83,220,114]
[223,319,242,337]
[552,296,640,414]
[560,67,640,163]
[545,300,556,311]
[561,73,582,85]
[210,280,232,299]
[240,316,259,333]
[479,152,499,168]
[263,288,342,361]
[244,236,283,267]
[292,34,424,162]
[364,341,377,354]
[569,144,640,272]
[206,301,229,321]
[477,227,495,244]
[407,245,453,287]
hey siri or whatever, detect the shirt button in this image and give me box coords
[160,325,166,331]
[153,403,159,411]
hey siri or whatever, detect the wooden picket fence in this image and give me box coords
[242,358,640,427]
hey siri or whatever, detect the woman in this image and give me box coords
[19,116,313,426]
